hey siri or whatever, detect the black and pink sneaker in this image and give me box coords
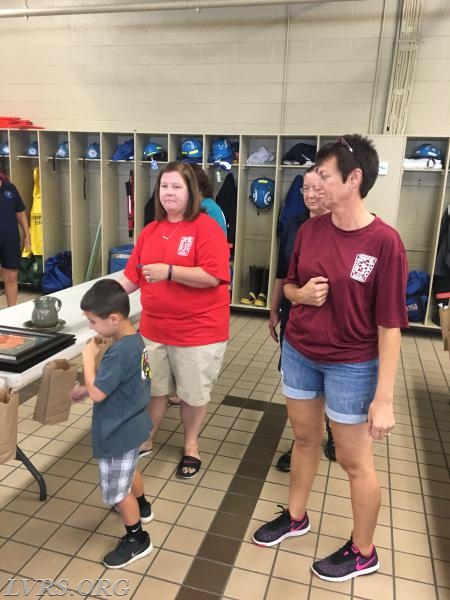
[252,505,310,547]
[311,540,379,581]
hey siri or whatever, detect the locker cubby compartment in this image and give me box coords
[397,170,444,273]
[241,135,277,168]
[39,131,71,260]
[403,137,448,171]
[168,133,204,164]
[278,135,318,168]
[136,133,169,165]
[69,133,102,284]
[204,134,240,167]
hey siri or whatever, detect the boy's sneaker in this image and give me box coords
[311,540,379,582]
[103,532,152,569]
[252,505,310,547]
[139,501,154,524]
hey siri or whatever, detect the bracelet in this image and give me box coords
[167,264,173,281]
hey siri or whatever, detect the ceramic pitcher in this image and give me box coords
[31,296,62,328]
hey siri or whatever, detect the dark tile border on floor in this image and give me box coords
[176,395,287,599]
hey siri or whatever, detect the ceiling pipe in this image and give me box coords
[0,0,362,20]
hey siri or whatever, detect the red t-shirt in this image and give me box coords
[125,213,230,346]
[284,213,409,363]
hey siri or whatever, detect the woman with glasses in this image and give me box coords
[254,134,408,583]
[268,166,333,471]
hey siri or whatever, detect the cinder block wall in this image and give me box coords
[0,1,449,134]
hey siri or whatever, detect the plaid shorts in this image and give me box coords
[98,448,139,505]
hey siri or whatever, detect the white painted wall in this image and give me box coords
[0,0,449,134]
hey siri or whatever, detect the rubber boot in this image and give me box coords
[240,265,262,305]
[254,266,269,307]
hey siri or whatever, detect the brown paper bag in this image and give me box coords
[33,359,78,425]
[0,389,18,464]
[94,337,113,370]
[439,307,450,351]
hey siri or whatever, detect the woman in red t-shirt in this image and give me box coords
[121,162,230,479]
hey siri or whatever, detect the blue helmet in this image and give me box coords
[412,143,442,160]
[143,142,167,161]
[56,141,69,158]
[0,142,9,156]
[250,177,275,212]
[25,141,39,157]
[181,138,202,162]
[210,138,233,163]
[85,142,100,159]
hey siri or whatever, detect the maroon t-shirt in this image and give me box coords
[284,213,408,363]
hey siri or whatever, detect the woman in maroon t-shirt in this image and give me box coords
[253,135,408,583]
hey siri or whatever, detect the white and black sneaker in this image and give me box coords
[103,532,152,569]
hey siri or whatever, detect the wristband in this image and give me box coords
[168,264,173,281]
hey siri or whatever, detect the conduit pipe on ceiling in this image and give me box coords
[0,0,363,20]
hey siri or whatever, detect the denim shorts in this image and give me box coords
[281,338,379,425]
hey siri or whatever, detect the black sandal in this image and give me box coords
[176,455,201,479]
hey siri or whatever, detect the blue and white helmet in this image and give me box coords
[181,138,203,162]
[85,142,100,159]
[250,177,275,212]
[210,138,233,163]
[56,141,69,158]
[412,143,442,160]
[143,142,167,161]
[0,142,9,156]
[25,141,39,157]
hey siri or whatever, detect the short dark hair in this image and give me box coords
[154,161,202,221]
[189,162,214,198]
[315,134,379,198]
[80,279,130,318]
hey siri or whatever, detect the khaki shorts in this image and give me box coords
[142,338,227,407]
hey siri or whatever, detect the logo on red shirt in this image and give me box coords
[177,236,194,256]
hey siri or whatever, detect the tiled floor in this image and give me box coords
[0,299,449,599]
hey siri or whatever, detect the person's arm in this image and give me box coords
[284,276,329,306]
[367,326,400,440]
[269,278,284,342]
[119,275,139,294]
[16,211,31,251]
[142,263,220,288]
[82,339,107,403]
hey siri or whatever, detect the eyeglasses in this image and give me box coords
[301,186,318,195]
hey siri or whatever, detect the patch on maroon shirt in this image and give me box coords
[350,253,377,282]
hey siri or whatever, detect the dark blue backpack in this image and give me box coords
[41,251,72,293]
[277,175,308,237]
[406,270,430,322]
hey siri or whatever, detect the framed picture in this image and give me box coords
[0,326,76,372]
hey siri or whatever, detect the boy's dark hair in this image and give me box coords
[315,134,379,199]
[80,279,130,318]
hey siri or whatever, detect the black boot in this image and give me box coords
[255,266,269,307]
[324,417,336,461]
[241,265,262,305]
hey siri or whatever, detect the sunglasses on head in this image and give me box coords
[334,137,363,171]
